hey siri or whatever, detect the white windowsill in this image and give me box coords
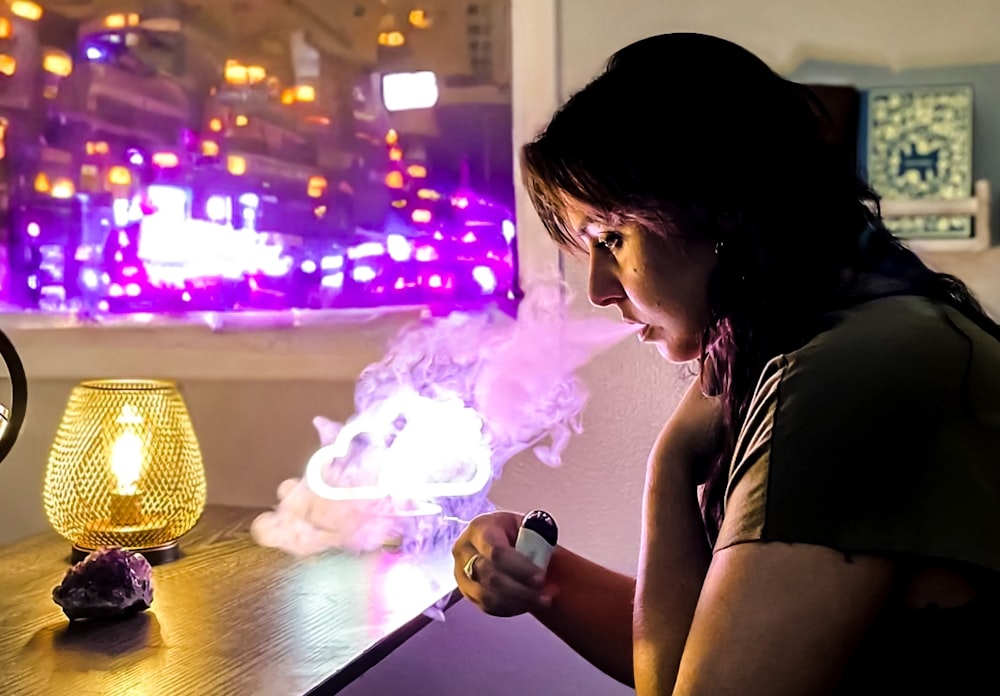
[0,307,428,380]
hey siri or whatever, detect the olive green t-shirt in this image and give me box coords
[716,294,1000,691]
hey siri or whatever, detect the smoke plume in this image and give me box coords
[251,280,638,555]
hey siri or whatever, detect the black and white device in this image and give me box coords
[514,509,558,572]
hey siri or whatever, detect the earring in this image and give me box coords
[714,241,724,255]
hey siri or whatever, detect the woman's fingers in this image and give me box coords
[452,512,553,617]
[457,544,552,616]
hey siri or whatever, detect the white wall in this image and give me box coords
[4,2,1000,695]
[558,0,1000,84]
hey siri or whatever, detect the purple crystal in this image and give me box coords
[52,548,154,621]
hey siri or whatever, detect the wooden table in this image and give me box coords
[0,505,460,695]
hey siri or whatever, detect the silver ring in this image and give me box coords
[463,553,484,582]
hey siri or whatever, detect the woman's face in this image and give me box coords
[562,198,717,363]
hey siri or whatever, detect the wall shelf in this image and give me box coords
[882,179,992,253]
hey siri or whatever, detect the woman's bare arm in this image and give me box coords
[633,380,723,693]
[533,546,638,685]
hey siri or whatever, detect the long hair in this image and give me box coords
[521,33,999,543]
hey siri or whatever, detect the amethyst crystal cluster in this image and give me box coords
[52,548,154,620]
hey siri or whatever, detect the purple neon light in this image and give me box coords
[43,181,521,315]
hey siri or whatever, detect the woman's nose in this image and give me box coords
[587,254,624,308]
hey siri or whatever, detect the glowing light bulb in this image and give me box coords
[50,179,75,199]
[408,9,431,29]
[110,431,143,495]
[111,404,144,495]
[294,85,316,102]
[11,1,43,21]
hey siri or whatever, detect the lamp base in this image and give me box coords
[71,540,180,566]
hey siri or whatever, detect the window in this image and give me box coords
[1,0,564,392]
[467,3,495,80]
[2,0,518,320]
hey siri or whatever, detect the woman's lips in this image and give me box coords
[621,317,651,341]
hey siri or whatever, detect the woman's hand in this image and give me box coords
[655,378,725,487]
[452,511,556,617]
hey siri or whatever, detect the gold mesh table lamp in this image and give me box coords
[44,380,206,564]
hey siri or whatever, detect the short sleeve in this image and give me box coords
[715,296,1000,577]
[714,356,784,550]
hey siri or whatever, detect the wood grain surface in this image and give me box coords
[0,505,459,695]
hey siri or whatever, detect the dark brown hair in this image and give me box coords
[521,33,999,542]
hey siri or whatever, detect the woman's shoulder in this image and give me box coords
[721,295,1000,575]
[734,292,1000,476]
[778,294,999,396]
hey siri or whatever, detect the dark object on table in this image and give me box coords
[52,547,154,621]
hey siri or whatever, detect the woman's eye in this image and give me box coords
[595,232,622,251]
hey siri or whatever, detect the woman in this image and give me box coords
[451,33,1000,694]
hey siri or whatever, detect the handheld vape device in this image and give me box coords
[514,509,558,572]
